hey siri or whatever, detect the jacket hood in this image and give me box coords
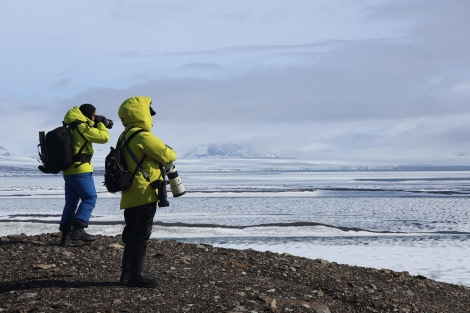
[64,106,92,125]
[118,96,153,131]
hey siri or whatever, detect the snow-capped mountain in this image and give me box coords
[0,146,17,159]
[182,143,281,159]
[0,146,36,163]
[0,146,38,173]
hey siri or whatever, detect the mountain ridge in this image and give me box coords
[0,146,36,162]
[182,143,283,159]
[2,145,470,173]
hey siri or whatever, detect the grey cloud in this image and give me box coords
[124,41,467,124]
[3,0,470,166]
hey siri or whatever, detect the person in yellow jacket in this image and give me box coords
[60,104,110,245]
[118,96,177,288]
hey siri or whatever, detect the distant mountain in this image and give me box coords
[0,146,38,168]
[182,143,281,159]
[0,146,37,173]
[0,146,17,159]
[0,146,36,162]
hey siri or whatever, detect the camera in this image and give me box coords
[164,162,186,197]
[94,115,113,129]
[149,162,185,207]
[150,180,170,207]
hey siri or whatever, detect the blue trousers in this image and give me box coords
[60,172,97,231]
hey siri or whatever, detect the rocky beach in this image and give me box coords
[0,233,469,312]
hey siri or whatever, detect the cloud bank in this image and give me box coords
[1,0,469,165]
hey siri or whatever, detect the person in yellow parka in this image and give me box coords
[60,104,110,245]
[117,96,177,288]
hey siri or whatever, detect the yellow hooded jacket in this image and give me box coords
[62,106,110,175]
[118,96,177,209]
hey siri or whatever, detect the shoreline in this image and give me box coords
[1,233,469,312]
[0,221,469,288]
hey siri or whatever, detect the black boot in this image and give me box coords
[120,245,130,285]
[71,227,96,242]
[126,272,159,288]
[60,231,72,246]
[126,248,159,288]
[120,271,130,286]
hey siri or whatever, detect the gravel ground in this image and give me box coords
[0,233,469,313]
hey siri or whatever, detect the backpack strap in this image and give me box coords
[119,127,149,182]
[64,121,92,166]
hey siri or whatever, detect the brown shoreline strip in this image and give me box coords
[0,233,469,312]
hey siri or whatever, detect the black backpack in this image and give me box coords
[38,122,87,174]
[104,128,145,193]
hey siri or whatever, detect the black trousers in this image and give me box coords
[122,202,157,269]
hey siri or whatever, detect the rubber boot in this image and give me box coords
[60,231,72,246]
[120,245,130,285]
[71,227,96,242]
[126,249,159,288]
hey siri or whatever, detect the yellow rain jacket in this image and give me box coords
[62,106,110,175]
[118,96,177,209]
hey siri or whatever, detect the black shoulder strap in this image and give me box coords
[62,121,91,167]
[120,128,150,182]
[69,122,87,156]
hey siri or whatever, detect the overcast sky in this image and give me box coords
[1,0,470,165]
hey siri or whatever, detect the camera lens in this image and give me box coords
[158,183,169,207]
